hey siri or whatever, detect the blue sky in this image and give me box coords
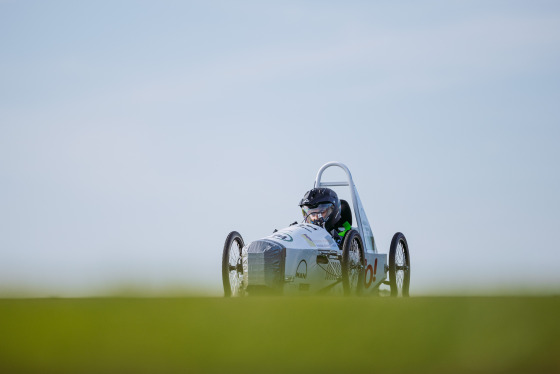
[1,1,559,295]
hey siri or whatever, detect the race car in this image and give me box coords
[221,162,410,297]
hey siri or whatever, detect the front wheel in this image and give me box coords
[388,232,410,297]
[222,231,245,297]
[341,230,365,296]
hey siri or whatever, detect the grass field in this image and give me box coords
[0,296,558,373]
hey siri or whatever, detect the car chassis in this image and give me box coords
[222,162,410,296]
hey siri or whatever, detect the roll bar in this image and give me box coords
[314,162,376,253]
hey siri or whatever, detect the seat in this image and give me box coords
[339,199,352,226]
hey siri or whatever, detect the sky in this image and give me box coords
[1,1,559,296]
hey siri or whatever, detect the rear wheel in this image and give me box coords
[341,230,365,296]
[389,232,410,297]
[222,231,245,297]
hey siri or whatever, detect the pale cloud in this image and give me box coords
[59,9,560,111]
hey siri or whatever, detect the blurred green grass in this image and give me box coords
[0,296,558,373]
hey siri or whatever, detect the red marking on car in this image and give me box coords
[364,265,374,288]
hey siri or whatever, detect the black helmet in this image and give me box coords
[299,188,341,231]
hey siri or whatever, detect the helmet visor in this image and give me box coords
[302,203,334,226]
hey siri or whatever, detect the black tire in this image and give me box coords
[341,230,365,296]
[222,231,245,297]
[388,232,410,297]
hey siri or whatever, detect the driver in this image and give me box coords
[299,188,344,244]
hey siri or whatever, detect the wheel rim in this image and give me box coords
[395,240,407,296]
[228,239,242,296]
[347,238,362,291]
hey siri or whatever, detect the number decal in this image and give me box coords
[364,265,373,288]
[364,258,378,289]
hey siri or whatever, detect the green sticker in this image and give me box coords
[338,221,352,237]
